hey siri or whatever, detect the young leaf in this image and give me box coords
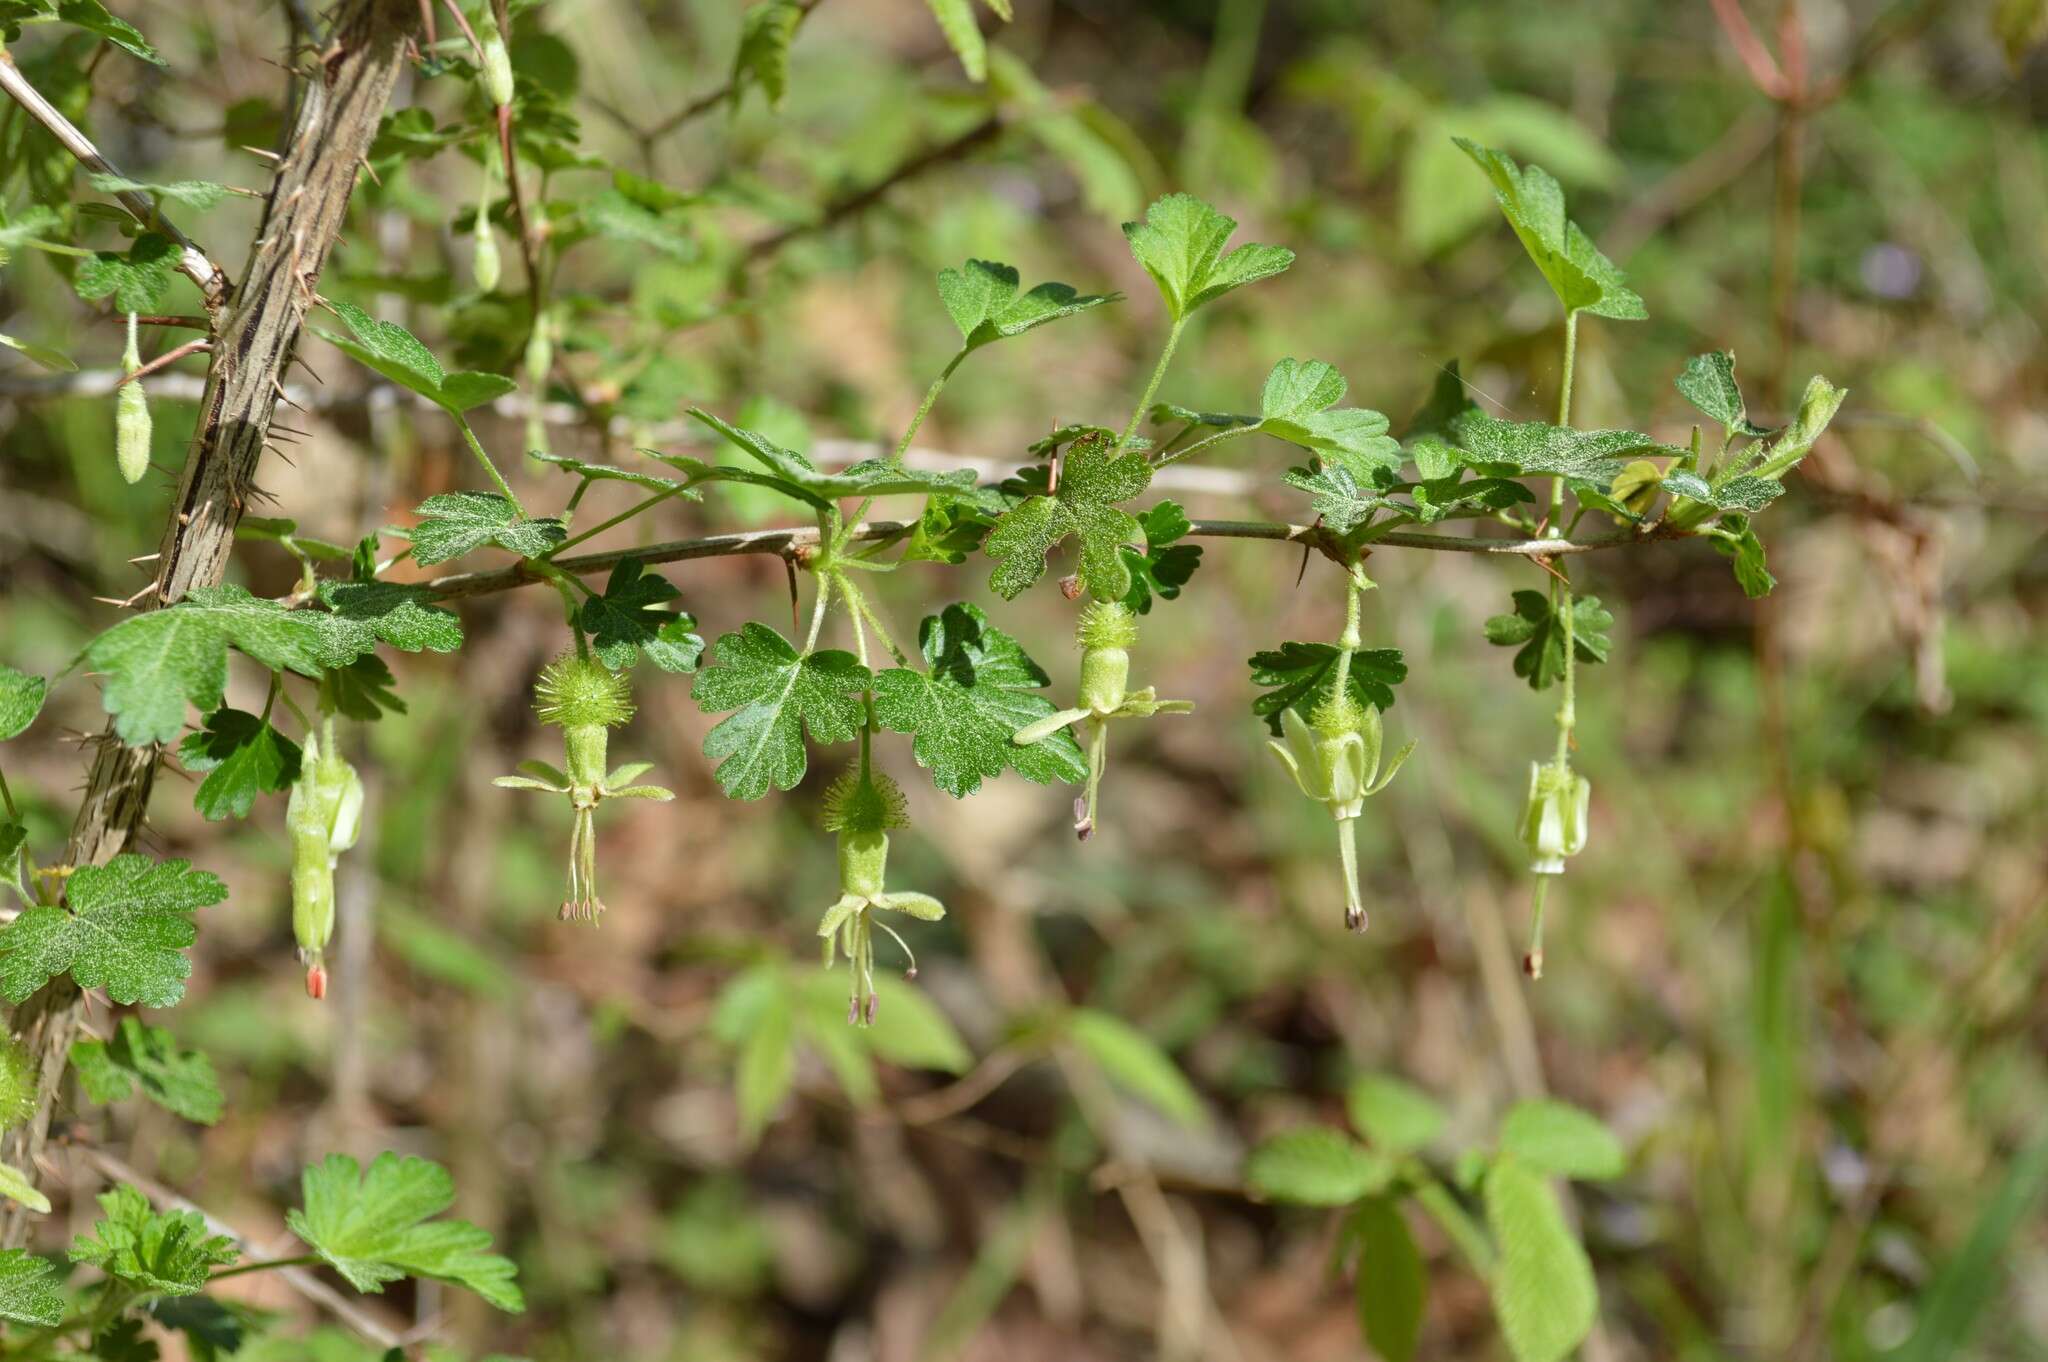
[691,623,868,800]
[1351,1196,1427,1362]
[732,0,803,109]
[1258,359,1402,477]
[74,233,179,312]
[529,450,700,499]
[0,666,47,742]
[1066,1007,1204,1127]
[0,1250,61,1328]
[677,409,981,508]
[0,853,224,1008]
[871,602,1087,797]
[1483,591,1613,691]
[1455,139,1644,321]
[312,580,465,663]
[1449,411,1665,490]
[176,708,302,821]
[937,258,1115,353]
[1247,641,1407,736]
[0,331,77,372]
[52,0,163,64]
[87,172,230,211]
[1121,193,1295,321]
[70,1185,238,1297]
[1485,1156,1598,1362]
[901,493,998,565]
[1284,463,1399,534]
[407,491,567,566]
[923,0,988,80]
[1347,1073,1449,1155]
[287,1153,523,1312]
[1499,1099,1626,1180]
[314,301,516,413]
[320,655,406,721]
[1711,516,1776,598]
[576,557,704,673]
[1748,374,1847,481]
[1119,499,1203,614]
[1673,351,1768,435]
[78,584,332,746]
[1660,470,1783,515]
[0,1164,49,1217]
[986,430,1152,601]
[1247,1128,1393,1205]
[70,1016,224,1125]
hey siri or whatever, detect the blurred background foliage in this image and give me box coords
[2,0,2046,1358]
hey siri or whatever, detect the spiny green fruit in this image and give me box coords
[0,1038,38,1133]
[1076,600,1136,715]
[534,653,634,731]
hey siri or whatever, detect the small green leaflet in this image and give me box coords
[580,188,695,260]
[1346,1073,1449,1155]
[74,233,179,312]
[1749,374,1847,480]
[673,409,982,509]
[1066,1007,1205,1127]
[0,853,224,1007]
[1119,500,1203,614]
[1498,1099,1626,1180]
[986,431,1152,602]
[1674,351,1771,435]
[0,666,46,742]
[1245,1127,1393,1205]
[936,258,1116,354]
[1483,591,1613,690]
[1258,359,1402,477]
[691,623,868,800]
[1711,515,1775,598]
[70,1184,238,1298]
[145,1295,252,1358]
[321,655,406,720]
[1247,641,1407,736]
[312,579,465,662]
[1485,1157,1598,1362]
[0,331,77,372]
[1350,1197,1426,1362]
[71,1016,224,1125]
[177,708,301,821]
[871,602,1087,797]
[576,557,704,673]
[901,493,998,565]
[1448,411,1665,490]
[923,0,1005,81]
[0,1164,48,1216]
[1122,193,1294,321]
[287,1152,523,1312]
[407,491,567,566]
[88,172,230,211]
[732,0,803,109]
[79,584,330,746]
[1455,139,1644,322]
[1284,463,1398,534]
[313,300,517,414]
[1660,470,1782,514]
[529,449,699,499]
[48,0,163,64]
[0,823,23,876]
[0,1250,61,1328]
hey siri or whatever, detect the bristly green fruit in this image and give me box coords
[815,769,943,1027]
[534,653,634,730]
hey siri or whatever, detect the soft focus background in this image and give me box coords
[3,0,2046,1358]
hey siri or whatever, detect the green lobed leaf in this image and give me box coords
[54,0,162,63]
[0,1251,59,1327]
[576,558,704,673]
[71,1016,224,1125]
[314,301,514,413]
[732,0,803,108]
[74,233,179,312]
[1484,1156,1599,1362]
[1066,1007,1204,1127]
[1284,463,1399,534]
[986,430,1152,601]
[70,1184,238,1298]
[1119,499,1203,614]
[1121,193,1295,321]
[1351,1196,1427,1362]
[287,1153,523,1312]
[1711,516,1776,599]
[1448,411,1667,490]
[901,493,999,565]
[1245,1127,1393,1205]
[1347,1073,1449,1154]
[1247,641,1407,736]
[407,492,566,566]
[0,853,224,1007]
[1483,590,1613,691]
[1258,359,1403,478]
[1672,351,1767,434]
[320,655,406,721]
[691,623,868,800]
[936,258,1116,353]
[88,172,229,211]
[78,583,332,746]
[1455,139,1643,321]
[871,602,1087,797]
[312,580,465,664]
[177,708,302,821]
[676,409,982,508]
[0,666,47,742]
[1498,1099,1626,1180]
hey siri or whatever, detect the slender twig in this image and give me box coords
[0,51,229,311]
[111,339,211,387]
[743,116,1002,263]
[638,0,832,140]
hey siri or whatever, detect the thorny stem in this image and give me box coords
[456,416,525,517]
[1119,318,1185,452]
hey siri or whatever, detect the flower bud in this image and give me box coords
[116,313,151,485]
[476,7,515,107]
[472,206,500,293]
[287,730,364,997]
[1520,759,1590,874]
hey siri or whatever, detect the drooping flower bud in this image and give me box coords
[471,191,500,294]
[116,313,151,485]
[817,768,942,1027]
[1520,759,1590,875]
[1267,690,1414,933]
[475,5,515,107]
[287,728,364,998]
[524,310,553,455]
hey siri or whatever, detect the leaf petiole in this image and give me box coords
[1119,317,1185,452]
[456,415,526,518]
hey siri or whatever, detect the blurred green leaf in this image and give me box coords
[1499,1099,1625,1180]
[1246,1127,1392,1205]
[1121,193,1293,321]
[0,666,46,742]
[75,233,179,312]
[1351,1196,1426,1362]
[71,1184,237,1297]
[71,1016,224,1125]
[288,1153,523,1312]
[1347,1074,1448,1154]
[1483,591,1613,691]
[1485,1156,1597,1362]
[1067,1007,1203,1127]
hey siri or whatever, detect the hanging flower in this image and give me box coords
[1520,759,1590,875]
[1266,694,1414,932]
[816,768,943,1026]
[287,727,364,999]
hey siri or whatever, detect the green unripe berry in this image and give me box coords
[837,827,890,900]
[476,8,515,107]
[534,654,634,730]
[0,1039,38,1133]
[821,769,908,836]
[1076,601,1137,714]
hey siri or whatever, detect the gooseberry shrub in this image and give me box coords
[0,2,1847,1358]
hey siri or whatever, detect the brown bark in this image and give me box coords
[0,0,418,1247]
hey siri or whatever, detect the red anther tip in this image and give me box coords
[305,962,328,1000]
[1522,951,1544,980]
